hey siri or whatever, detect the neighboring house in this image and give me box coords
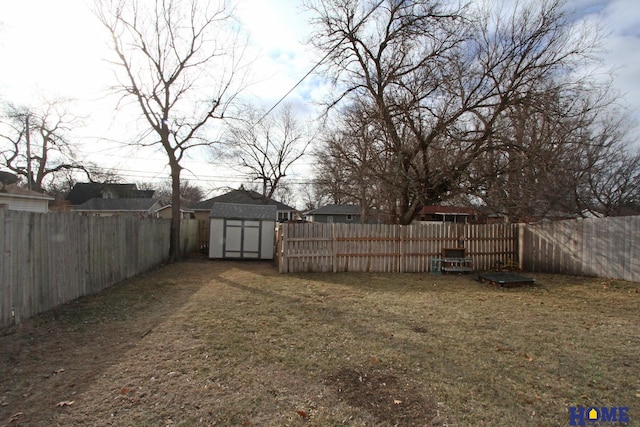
[190,188,297,222]
[304,204,362,223]
[153,204,195,219]
[72,198,162,217]
[416,205,580,224]
[415,206,481,224]
[66,183,154,206]
[0,184,53,213]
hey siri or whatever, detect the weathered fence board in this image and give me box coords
[197,219,210,251]
[278,222,518,273]
[279,218,640,279]
[521,216,640,282]
[0,209,198,328]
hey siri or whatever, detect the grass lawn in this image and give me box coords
[1,257,638,426]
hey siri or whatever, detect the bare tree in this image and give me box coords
[147,179,206,206]
[271,183,297,209]
[300,181,331,211]
[466,77,639,222]
[313,101,392,221]
[45,167,124,203]
[587,152,640,216]
[312,152,351,205]
[0,99,93,193]
[307,0,602,223]
[95,0,247,261]
[223,103,311,203]
[579,138,640,217]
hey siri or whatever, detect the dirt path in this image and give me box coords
[0,257,219,426]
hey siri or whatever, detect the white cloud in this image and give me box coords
[569,0,640,132]
[234,0,323,108]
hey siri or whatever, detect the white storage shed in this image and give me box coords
[208,202,277,260]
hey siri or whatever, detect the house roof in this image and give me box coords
[420,206,476,215]
[73,198,160,212]
[66,183,153,205]
[209,202,277,220]
[0,171,19,185]
[0,184,53,200]
[191,189,295,212]
[304,204,361,215]
[153,204,195,213]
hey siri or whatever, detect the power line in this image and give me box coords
[74,164,316,185]
[68,3,384,187]
[253,0,385,127]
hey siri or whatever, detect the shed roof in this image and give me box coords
[209,202,277,220]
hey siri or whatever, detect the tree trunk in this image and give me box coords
[169,160,182,262]
[262,179,269,204]
[398,200,421,225]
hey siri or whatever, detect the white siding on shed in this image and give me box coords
[261,221,275,259]
[209,218,224,258]
[208,203,276,260]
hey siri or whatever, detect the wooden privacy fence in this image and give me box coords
[277,222,518,273]
[0,209,199,328]
[198,219,210,251]
[181,219,200,255]
[521,215,640,282]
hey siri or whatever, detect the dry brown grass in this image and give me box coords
[1,257,638,426]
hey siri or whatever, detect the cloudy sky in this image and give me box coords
[0,0,639,200]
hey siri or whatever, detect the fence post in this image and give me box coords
[399,225,405,273]
[281,223,287,273]
[518,223,524,270]
[279,223,287,273]
[276,224,280,272]
[332,223,337,273]
[0,206,8,327]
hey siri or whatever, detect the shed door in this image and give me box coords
[224,219,261,258]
